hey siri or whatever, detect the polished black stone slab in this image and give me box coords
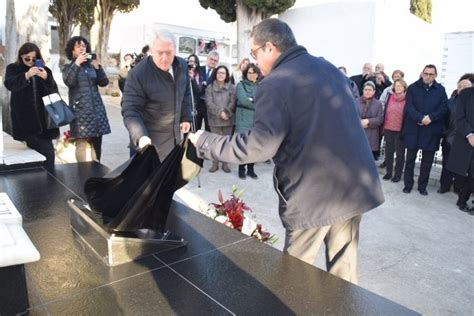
[0,264,29,315]
[0,163,420,315]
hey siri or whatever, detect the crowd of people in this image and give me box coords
[4,18,474,283]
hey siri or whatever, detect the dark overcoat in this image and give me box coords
[447,87,474,177]
[235,79,257,134]
[62,61,111,139]
[121,56,192,160]
[4,63,59,141]
[196,46,384,230]
[403,78,448,151]
[357,97,384,151]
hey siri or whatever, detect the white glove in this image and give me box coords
[138,136,152,149]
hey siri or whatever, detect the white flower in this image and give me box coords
[215,215,228,224]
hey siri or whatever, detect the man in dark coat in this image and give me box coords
[189,19,384,284]
[402,65,449,195]
[447,86,474,213]
[122,30,192,161]
[195,51,220,132]
[350,62,374,96]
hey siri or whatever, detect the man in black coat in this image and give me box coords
[447,86,474,213]
[122,30,192,161]
[189,19,384,284]
[195,51,220,132]
[402,65,449,195]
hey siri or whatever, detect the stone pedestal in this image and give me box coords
[68,199,187,266]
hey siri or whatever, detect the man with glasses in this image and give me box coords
[189,19,384,284]
[196,50,220,132]
[402,64,449,195]
[121,30,192,160]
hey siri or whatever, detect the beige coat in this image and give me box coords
[205,81,236,127]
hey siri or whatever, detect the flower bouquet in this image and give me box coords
[206,186,277,244]
[55,130,77,163]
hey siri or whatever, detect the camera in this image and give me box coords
[87,53,97,60]
[188,64,196,70]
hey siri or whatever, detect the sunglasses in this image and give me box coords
[22,57,36,62]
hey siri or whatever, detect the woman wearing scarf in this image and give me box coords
[358,81,384,160]
[382,79,408,182]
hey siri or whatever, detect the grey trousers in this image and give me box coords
[283,215,362,284]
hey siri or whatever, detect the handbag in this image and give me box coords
[42,93,75,129]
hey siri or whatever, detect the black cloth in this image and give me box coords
[24,135,55,171]
[439,139,457,191]
[350,74,371,96]
[122,56,192,160]
[4,63,59,141]
[196,45,384,230]
[404,149,435,191]
[447,87,474,178]
[62,61,111,139]
[84,139,202,233]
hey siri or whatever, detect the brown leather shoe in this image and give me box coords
[221,163,231,173]
[209,162,219,173]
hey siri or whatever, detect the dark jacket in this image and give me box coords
[4,63,59,141]
[358,97,384,151]
[235,79,257,133]
[403,78,448,151]
[62,61,111,139]
[447,87,474,177]
[121,56,192,160]
[196,46,384,230]
[205,81,236,127]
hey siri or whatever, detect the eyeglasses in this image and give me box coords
[22,57,36,62]
[250,44,265,59]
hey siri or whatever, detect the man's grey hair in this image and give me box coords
[150,29,176,48]
[207,50,220,59]
[250,18,297,53]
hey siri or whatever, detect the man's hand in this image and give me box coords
[180,122,191,133]
[36,68,48,80]
[188,130,204,145]
[421,115,431,125]
[468,135,474,147]
[138,136,152,149]
[220,111,229,120]
[361,119,369,129]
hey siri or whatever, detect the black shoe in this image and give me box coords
[419,189,428,196]
[247,170,258,179]
[458,203,469,211]
[437,188,449,194]
[403,187,412,193]
[391,176,401,183]
[238,167,246,179]
[378,162,386,168]
[382,174,392,180]
[469,208,474,215]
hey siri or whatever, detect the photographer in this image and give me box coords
[4,42,59,171]
[118,53,134,93]
[62,36,111,162]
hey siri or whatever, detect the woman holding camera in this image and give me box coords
[63,36,110,162]
[4,42,59,171]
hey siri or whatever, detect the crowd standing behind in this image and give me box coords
[5,28,473,215]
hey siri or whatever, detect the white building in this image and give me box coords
[439,32,474,94]
[281,0,444,84]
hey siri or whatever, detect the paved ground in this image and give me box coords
[63,92,473,315]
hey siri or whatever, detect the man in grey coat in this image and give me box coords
[189,19,384,284]
[122,30,192,160]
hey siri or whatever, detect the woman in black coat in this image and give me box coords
[62,36,111,162]
[4,42,59,170]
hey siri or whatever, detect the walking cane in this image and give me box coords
[189,78,202,188]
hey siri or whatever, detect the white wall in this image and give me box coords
[281,1,444,84]
[440,32,474,94]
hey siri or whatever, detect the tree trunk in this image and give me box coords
[236,0,264,63]
[97,0,114,68]
[2,0,19,135]
[80,24,91,42]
